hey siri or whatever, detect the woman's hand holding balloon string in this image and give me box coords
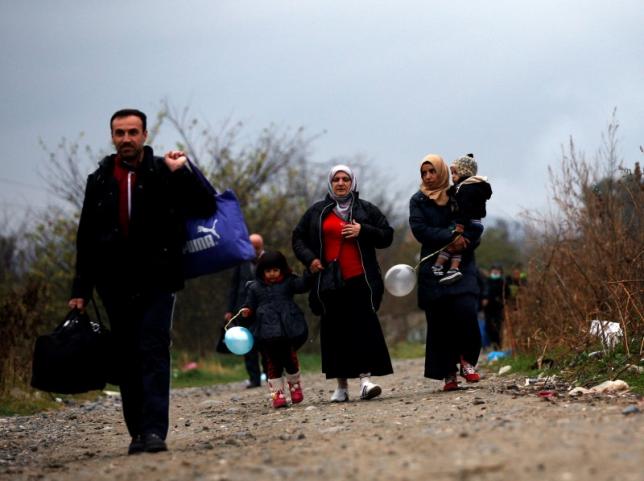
[415,234,465,269]
[452,234,469,251]
[385,233,470,297]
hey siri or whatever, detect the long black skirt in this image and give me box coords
[424,293,480,380]
[319,276,393,379]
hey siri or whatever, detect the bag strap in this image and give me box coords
[82,297,105,333]
[61,299,103,333]
[88,297,101,323]
[186,157,217,196]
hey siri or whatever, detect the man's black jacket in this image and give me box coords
[72,146,216,299]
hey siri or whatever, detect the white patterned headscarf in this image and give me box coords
[327,164,357,221]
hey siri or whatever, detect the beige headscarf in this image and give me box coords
[419,154,450,206]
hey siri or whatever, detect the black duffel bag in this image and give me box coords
[31,306,114,394]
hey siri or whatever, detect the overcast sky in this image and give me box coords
[1,0,642,223]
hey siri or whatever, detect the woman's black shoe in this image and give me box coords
[127,435,144,455]
[143,433,168,453]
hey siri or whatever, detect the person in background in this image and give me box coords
[482,264,509,349]
[68,109,216,454]
[292,164,394,402]
[505,265,527,311]
[241,251,311,408]
[224,233,267,388]
[476,268,491,349]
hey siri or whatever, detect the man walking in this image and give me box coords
[68,109,216,454]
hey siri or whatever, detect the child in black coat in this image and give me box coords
[241,251,311,408]
[433,154,492,285]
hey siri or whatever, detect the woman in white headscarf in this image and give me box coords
[292,165,394,402]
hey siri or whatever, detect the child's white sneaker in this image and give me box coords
[330,387,349,402]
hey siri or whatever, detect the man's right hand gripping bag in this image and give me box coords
[31,308,113,394]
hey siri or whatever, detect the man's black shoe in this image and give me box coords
[143,433,168,453]
[246,381,261,389]
[128,435,145,455]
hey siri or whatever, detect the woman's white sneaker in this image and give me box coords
[359,382,382,400]
[330,387,349,402]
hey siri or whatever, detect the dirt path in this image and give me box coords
[1,358,643,481]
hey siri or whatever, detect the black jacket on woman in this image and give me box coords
[409,190,480,307]
[244,274,311,342]
[72,146,216,300]
[292,193,394,315]
[410,189,482,379]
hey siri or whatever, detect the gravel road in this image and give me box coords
[1,358,643,481]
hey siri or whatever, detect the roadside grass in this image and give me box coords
[170,351,323,389]
[0,342,424,415]
[564,345,644,395]
[492,342,644,395]
[172,341,427,388]
[389,341,426,359]
[4,341,641,415]
[485,351,558,378]
[0,395,59,417]
[0,390,103,417]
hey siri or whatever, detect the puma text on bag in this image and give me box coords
[183,161,256,279]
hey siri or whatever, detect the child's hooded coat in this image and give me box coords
[243,251,311,341]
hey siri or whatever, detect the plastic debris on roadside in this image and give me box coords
[622,405,640,415]
[568,387,592,396]
[589,319,623,349]
[181,361,199,372]
[487,350,511,362]
[498,365,512,375]
[589,379,629,394]
[568,380,630,396]
[537,390,557,399]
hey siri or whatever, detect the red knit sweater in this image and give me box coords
[322,213,364,280]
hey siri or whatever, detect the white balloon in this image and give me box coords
[384,264,417,297]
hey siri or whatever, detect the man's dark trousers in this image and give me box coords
[244,347,262,386]
[99,287,175,440]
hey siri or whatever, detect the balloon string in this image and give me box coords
[224,309,244,331]
[414,234,462,271]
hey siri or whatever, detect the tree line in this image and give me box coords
[3,101,570,395]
